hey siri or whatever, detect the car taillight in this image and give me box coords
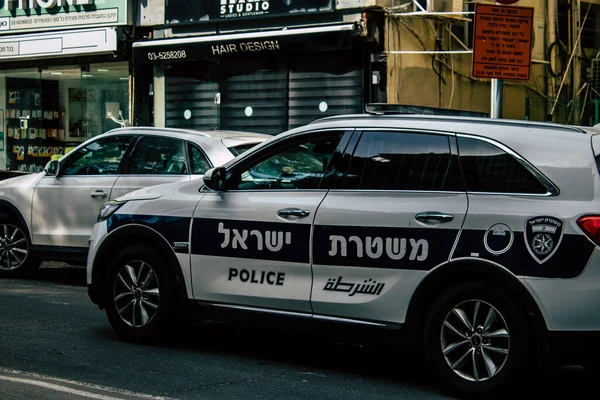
[577,215,600,246]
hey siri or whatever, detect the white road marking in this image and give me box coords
[0,368,171,400]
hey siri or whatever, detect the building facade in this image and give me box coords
[384,0,600,126]
[0,0,133,173]
[133,0,385,134]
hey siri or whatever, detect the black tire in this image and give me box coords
[104,244,177,343]
[0,213,40,278]
[424,282,532,398]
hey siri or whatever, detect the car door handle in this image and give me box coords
[277,208,310,218]
[90,190,107,199]
[415,212,454,223]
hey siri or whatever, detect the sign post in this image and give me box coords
[491,79,504,119]
[472,1,533,118]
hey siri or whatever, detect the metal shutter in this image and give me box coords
[219,68,289,135]
[165,75,219,130]
[288,52,363,129]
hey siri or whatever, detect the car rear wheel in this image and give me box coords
[424,282,531,397]
[0,213,40,278]
[104,244,177,343]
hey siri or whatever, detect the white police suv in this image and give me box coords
[87,110,600,397]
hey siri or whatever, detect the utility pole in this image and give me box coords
[491,79,503,118]
[571,0,582,125]
[489,0,520,118]
[546,0,558,120]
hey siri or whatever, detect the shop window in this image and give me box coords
[0,62,130,172]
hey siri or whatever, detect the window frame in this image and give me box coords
[456,134,559,197]
[187,142,214,175]
[59,134,136,177]
[222,129,354,192]
[334,128,466,193]
[121,135,188,176]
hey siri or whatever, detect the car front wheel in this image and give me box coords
[424,282,531,397]
[104,244,176,343]
[0,213,40,278]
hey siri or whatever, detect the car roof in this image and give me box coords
[100,126,271,141]
[68,126,272,168]
[306,113,589,135]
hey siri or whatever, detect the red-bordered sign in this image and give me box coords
[472,4,534,81]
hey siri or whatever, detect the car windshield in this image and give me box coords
[251,145,325,177]
[227,143,260,156]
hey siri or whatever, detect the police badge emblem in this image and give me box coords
[524,216,564,264]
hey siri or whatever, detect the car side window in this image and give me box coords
[125,137,187,175]
[188,144,212,175]
[457,137,548,194]
[226,132,344,190]
[336,131,464,191]
[61,136,133,176]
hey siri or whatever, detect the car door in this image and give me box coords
[190,130,351,313]
[110,136,198,199]
[31,135,135,248]
[311,129,468,324]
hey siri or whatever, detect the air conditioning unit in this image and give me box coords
[427,0,464,13]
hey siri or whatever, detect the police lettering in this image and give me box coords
[228,268,285,286]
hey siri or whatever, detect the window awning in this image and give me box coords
[132,23,362,64]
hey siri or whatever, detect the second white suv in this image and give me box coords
[0,127,268,277]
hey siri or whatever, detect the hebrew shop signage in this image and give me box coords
[0,0,129,34]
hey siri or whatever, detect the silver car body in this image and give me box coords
[0,127,269,254]
[87,115,600,334]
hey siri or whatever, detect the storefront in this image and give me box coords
[133,0,384,135]
[0,0,133,173]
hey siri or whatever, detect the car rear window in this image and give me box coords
[228,143,259,156]
[458,136,549,194]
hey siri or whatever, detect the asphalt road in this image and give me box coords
[0,263,596,400]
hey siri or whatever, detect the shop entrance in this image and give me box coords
[165,50,363,135]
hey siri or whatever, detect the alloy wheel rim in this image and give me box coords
[440,299,510,382]
[113,260,160,328]
[0,224,29,271]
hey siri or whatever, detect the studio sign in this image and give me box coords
[3,0,93,11]
[221,0,270,18]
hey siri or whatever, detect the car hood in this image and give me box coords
[116,181,182,202]
[0,171,44,189]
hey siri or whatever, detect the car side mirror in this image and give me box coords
[44,159,60,177]
[203,166,226,191]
